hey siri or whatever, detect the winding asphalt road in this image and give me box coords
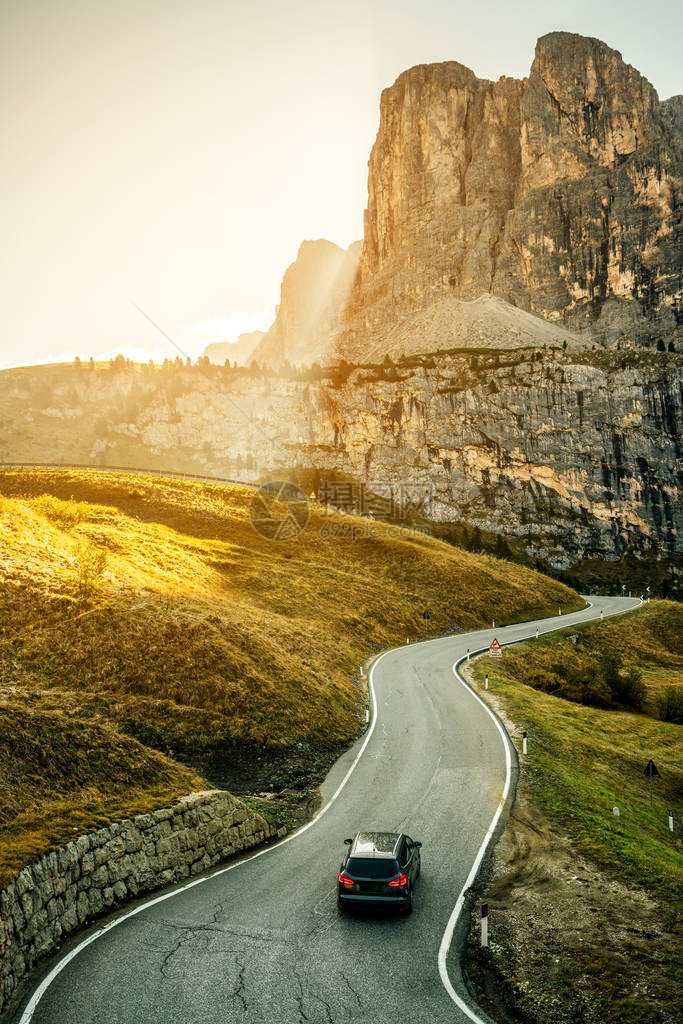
[14,596,640,1024]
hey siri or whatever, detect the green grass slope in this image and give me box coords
[471,605,683,905]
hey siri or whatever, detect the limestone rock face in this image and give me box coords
[345,32,682,352]
[3,349,679,570]
[301,352,682,568]
[253,239,361,369]
[347,63,523,329]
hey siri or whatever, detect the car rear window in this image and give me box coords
[346,858,399,879]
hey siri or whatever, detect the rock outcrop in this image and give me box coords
[204,330,265,366]
[253,239,361,369]
[343,32,682,354]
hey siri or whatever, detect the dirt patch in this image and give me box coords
[461,670,681,1024]
[192,739,347,834]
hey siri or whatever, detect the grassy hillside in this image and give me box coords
[499,601,683,718]
[0,467,582,885]
[465,606,682,1024]
[0,703,204,886]
[470,606,682,905]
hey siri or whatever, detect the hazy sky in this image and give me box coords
[2,0,681,368]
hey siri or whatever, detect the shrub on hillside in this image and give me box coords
[658,687,683,724]
[611,666,646,710]
[526,669,565,694]
[74,540,107,604]
[525,653,646,710]
[33,494,86,531]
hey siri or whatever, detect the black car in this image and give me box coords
[337,831,422,914]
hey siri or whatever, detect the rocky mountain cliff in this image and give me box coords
[2,346,681,578]
[340,32,682,357]
[253,239,361,369]
[2,32,681,581]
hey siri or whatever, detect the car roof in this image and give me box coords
[350,832,402,858]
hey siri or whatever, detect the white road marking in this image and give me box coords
[437,597,643,1023]
[19,597,641,1022]
[19,652,384,1022]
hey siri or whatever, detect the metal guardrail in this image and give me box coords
[0,462,255,488]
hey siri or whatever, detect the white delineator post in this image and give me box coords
[467,648,470,661]
[601,609,604,618]
[492,620,495,628]
[522,730,528,755]
[669,809,675,834]
[480,904,489,947]
[360,665,364,677]
[485,673,489,690]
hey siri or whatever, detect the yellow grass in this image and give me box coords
[0,467,582,885]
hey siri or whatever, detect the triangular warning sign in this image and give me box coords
[488,637,502,657]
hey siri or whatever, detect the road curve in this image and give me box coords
[14,596,641,1024]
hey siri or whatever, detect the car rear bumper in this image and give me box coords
[337,892,409,908]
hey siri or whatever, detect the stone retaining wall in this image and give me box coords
[0,790,280,1016]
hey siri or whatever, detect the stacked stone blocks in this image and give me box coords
[0,790,279,1014]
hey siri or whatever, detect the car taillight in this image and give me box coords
[388,873,408,887]
[338,871,354,887]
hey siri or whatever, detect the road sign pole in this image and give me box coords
[643,760,661,806]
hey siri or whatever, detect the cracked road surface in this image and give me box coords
[16,597,640,1023]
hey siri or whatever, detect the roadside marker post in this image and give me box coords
[669,810,674,833]
[360,665,364,677]
[492,620,495,628]
[522,730,527,755]
[467,648,470,661]
[485,673,489,690]
[601,609,604,618]
[535,626,539,638]
[480,904,489,947]
[643,759,661,806]
[558,606,561,615]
